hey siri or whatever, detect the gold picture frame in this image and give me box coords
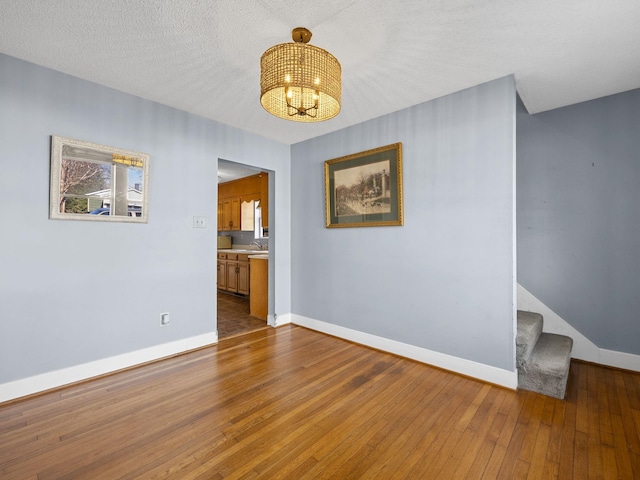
[324,142,403,228]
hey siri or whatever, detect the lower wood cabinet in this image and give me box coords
[249,257,268,321]
[217,252,249,295]
[216,259,227,290]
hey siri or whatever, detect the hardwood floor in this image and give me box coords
[1,325,639,479]
[217,291,267,339]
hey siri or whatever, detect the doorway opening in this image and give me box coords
[217,159,273,340]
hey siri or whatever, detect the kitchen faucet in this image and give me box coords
[250,240,266,250]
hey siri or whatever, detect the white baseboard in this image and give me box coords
[517,284,640,372]
[0,332,218,404]
[599,349,640,371]
[273,313,292,327]
[291,314,518,390]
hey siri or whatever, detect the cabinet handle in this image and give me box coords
[235,267,240,273]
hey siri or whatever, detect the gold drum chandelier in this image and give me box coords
[260,27,341,122]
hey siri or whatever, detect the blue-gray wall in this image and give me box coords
[0,54,291,384]
[517,89,640,355]
[16,43,636,386]
[291,76,517,371]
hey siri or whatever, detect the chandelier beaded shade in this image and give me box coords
[260,27,341,122]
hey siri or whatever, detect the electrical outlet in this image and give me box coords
[193,216,206,228]
[161,312,170,326]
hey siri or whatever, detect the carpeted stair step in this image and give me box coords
[518,332,573,400]
[516,310,543,368]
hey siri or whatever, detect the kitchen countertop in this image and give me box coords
[217,249,268,255]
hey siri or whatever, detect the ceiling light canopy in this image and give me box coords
[260,27,341,122]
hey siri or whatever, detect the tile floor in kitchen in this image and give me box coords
[217,291,268,339]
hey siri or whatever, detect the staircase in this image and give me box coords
[516,310,573,399]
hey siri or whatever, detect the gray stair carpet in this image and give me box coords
[516,311,543,369]
[516,310,573,400]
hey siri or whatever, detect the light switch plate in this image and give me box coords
[193,216,206,228]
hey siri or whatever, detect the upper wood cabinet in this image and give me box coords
[218,172,268,231]
[218,198,240,231]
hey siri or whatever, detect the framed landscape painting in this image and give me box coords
[324,143,403,228]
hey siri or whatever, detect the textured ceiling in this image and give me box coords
[1,1,639,145]
[218,159,263,183]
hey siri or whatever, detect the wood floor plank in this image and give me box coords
[543,397,563,476]
[601,445,619,480]
[454,388,508,479]
[525,423,551,479]
[481,443,507,480]
[1,326,640,479]
[609,413,635,479]
[512,458,531,479]
[575,362,589,435]
[494,388,526,450]
[517,393,546,464]
[439,386,504,478]
[557,398,577,478]
[496,391,536,478]
[587,366,605,479]
[466,436,500,480]
[573,430,589,479]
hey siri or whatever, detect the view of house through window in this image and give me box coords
[59,147,144,217]
[50,136,149,223]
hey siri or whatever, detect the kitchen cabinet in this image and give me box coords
[218,198,240,231]
[218,172,268,231]
[216,255,227,289]
[217,252,250,295]
[231,260,249,295]
[249,256,268,320]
